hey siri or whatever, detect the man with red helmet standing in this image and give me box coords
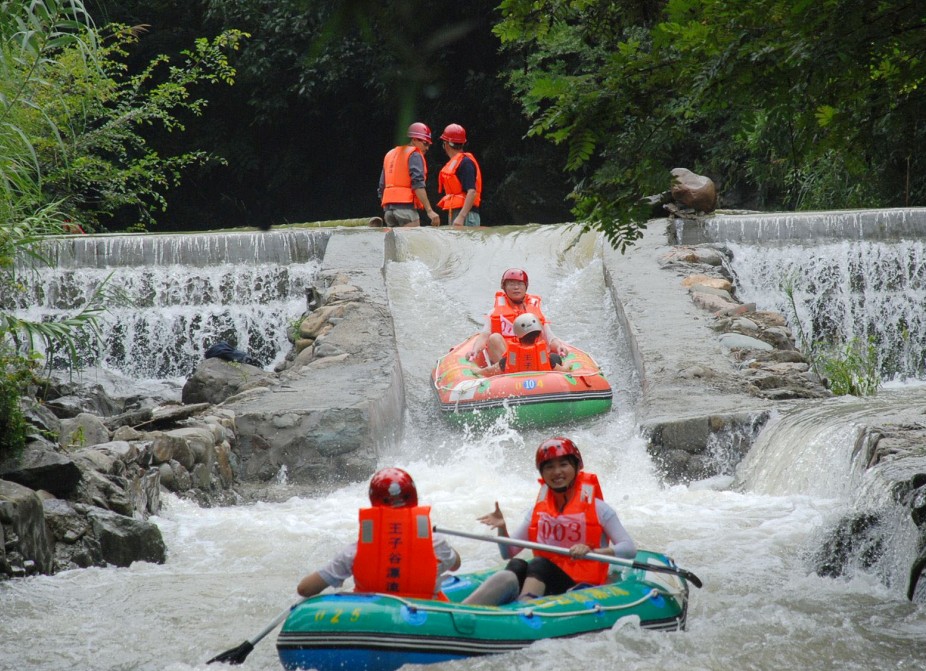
[462,437,636,606]
[374,122,440,227]
[437,123,482,227]
[296,467,460,599]
[468,267,569,375]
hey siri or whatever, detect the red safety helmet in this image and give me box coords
[407,122,432,143]
[440,123,467,145]
[368,467,418,508]
[535,437,583,472]
[500,268,529,289]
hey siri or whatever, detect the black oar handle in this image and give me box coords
[434,526,702,589]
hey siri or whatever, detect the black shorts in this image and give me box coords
[505,556,576,597]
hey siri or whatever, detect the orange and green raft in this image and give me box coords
[431,333,613,427]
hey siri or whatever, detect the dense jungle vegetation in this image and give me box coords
[1,0,924,452]
[87,0,926,250]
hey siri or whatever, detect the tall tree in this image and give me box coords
[494,0,926,249]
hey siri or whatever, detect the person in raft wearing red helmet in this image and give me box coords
[462,437,636,606]
[296,468,461,599]
[374,122,440,228]
[437,123,482,227]
[467,267,570,376]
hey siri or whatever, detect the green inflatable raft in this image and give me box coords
[276,549,690,671]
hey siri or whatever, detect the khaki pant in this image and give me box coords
[384,208,421,227]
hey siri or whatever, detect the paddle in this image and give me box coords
[207,599,305,665]
[434,526,703,589]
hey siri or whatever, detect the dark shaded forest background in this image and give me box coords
[88,0,574,230]
[82,0,925,243]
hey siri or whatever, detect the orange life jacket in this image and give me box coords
[437,152,482,211]
[504,336,551,373]
[381,146,426,209]
[528,471,608,585]
[352,505,439,599]
[488,292,545,341]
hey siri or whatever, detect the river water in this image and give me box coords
[1,225,925,670]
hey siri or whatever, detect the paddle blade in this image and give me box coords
[679,568,703,589]
[206,640,254,665]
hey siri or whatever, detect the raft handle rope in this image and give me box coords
[354,588,660,619]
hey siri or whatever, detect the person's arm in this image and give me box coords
[467,316,492,359]
[297,543,354,596]
[408,153,440,226]
[414,187,440,226]
[296,571,331,597]
[377,169,385,200]
[432,533,462,572]
[476,501,525,560]
[451,189,477,226]
[451,158,478,226]
[542,324,568,356]
[570,500,636,559]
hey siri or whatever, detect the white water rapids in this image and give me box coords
[1,225,924,670]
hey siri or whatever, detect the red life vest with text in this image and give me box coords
[504,336,551,373]
[352,505,438,599]
[527,472,608,585]
[488,292,545,341]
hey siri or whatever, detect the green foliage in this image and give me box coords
[0,0,245,451]
[1,0,247,231]
[494,0,926,248]
[0,345,32,461]
[816,337,881,398]
[781,273,881,397]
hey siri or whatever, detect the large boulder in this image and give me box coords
[670,167,718,213]
[0,479,54,576]
[87,508,166,567]
[0,441,81,498]
[181,358,276,405]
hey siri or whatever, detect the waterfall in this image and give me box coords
[8,229,328,381]
[727,239,926,381]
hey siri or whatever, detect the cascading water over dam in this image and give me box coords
[9,229,328,382]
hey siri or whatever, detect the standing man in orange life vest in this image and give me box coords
[437,123,482,227]
[467,268,570,376]
[296,468,461,600]
[462,437,636,606]
[374,122,440,228]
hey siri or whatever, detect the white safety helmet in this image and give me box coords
[513,313,542,339]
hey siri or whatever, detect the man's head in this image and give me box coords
[500,268,529,303]
[368,467,418,508]
[407,122,432,153]
[440,123,467,151]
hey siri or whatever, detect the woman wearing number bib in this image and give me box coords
[463,437,636,605]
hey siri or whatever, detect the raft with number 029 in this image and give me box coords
[276,547,691,671]
[430,333,613,428]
